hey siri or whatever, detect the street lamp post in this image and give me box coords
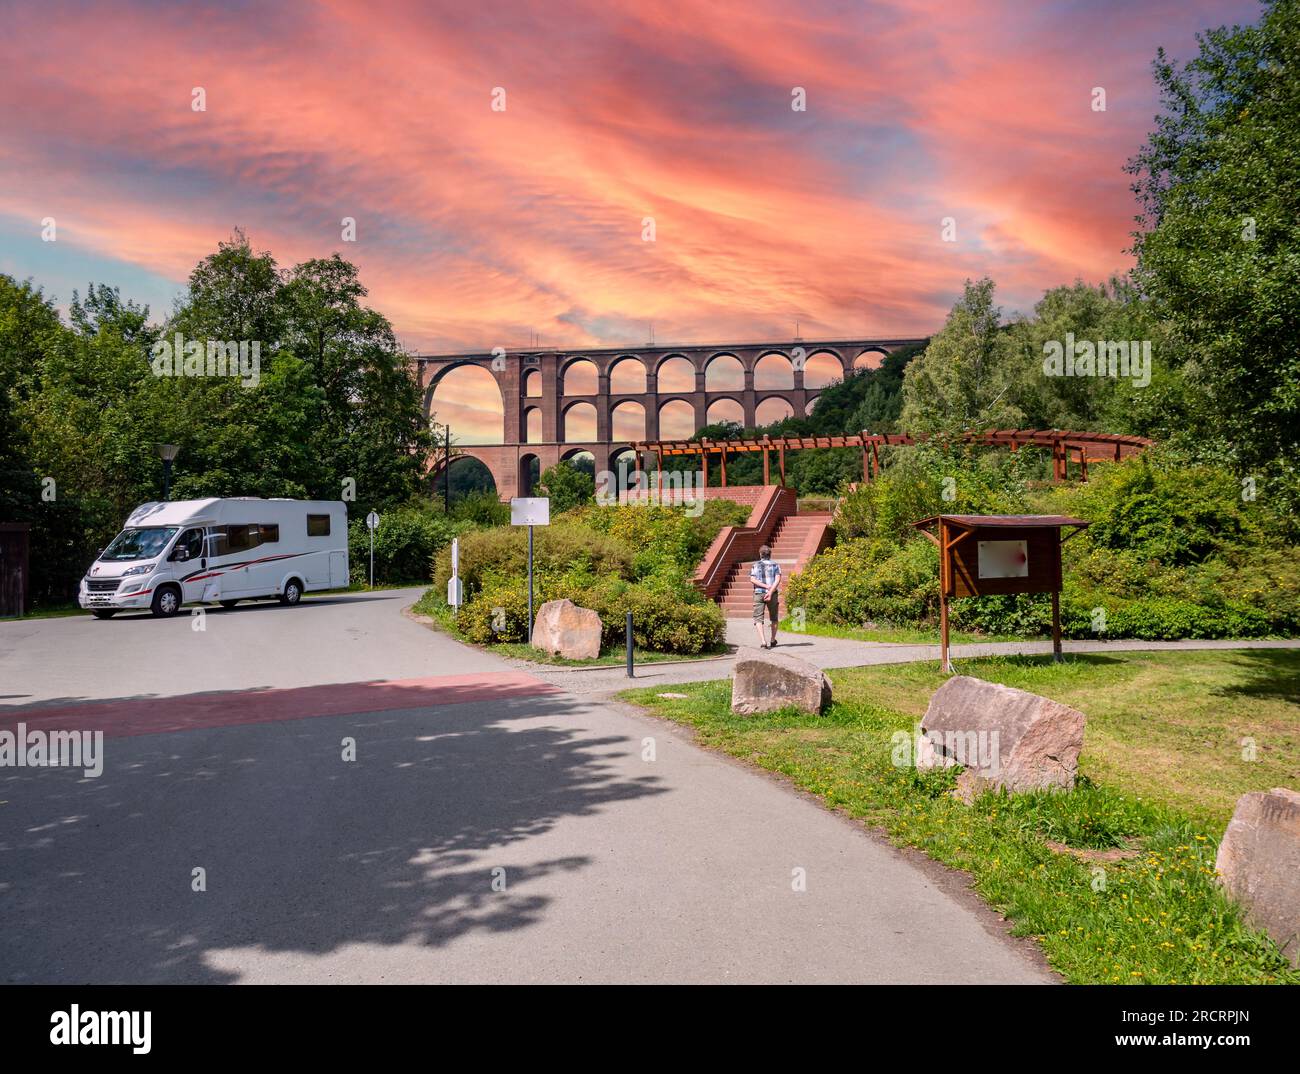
[156,444,180,500]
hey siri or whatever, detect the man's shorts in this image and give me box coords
[752,588,778,623]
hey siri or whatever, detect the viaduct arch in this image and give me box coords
[419,338,925,499]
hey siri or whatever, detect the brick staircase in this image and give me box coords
[716,511,832,618]
[692,485,834,619]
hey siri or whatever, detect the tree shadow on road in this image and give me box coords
[0,688,666,982]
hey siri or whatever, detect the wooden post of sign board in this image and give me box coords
[1051,589,1062,663]
[938,517,952,672]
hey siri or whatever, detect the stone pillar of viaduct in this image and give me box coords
[418,338,927,502]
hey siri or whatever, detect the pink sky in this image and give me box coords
[0,0,1259,439]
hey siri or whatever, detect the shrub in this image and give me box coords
[457,580,534,644]
[1054,452,1251,566]
[453,576,724,654]
[348,505,463,585]
[570,499,750,585]
[538,463,594,513]
[591,584,725,654]
[793,446,1300,641]
[786,536,940,627]
[833,445,1028,543]
[949,593,1052,636]
[432,520,634,598]
[450,490,509,527]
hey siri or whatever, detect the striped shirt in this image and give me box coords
[750,558,781,590]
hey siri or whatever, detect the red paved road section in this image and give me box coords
[0,673,559,740]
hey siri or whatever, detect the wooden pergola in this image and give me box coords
[629,429,1153,489]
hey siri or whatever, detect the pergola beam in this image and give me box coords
[625,429,1153,487]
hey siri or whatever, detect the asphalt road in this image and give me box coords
[0,590,1053,983]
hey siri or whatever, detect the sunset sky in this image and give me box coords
[0,0,1258,439]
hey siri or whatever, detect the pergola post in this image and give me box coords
[778,444,786,486]
[720,444,727,486]
[699,441,708,489]
[762,437,770,485]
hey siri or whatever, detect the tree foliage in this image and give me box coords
[1126,0,1299,506]
[1,232,432,605]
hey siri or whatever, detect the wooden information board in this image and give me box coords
[913,514,1088,671]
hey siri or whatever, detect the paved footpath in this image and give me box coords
[0,590,1053,983]
[511,617,1300,697]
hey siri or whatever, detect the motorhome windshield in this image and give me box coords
[100,526,180,561]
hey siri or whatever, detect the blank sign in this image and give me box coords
[977,540,1028,579]
[510,497,550,526]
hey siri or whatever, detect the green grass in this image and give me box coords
[621,650,1300,984]
[409,587,726,667]
[779,617,1024,645]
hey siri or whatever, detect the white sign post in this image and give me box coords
[365,511,380,589]
[510,498,551,641]
[447,537,463,615]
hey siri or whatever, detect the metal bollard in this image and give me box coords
[626,612,634,678]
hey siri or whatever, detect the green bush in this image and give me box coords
[449,490,509,527]
[538,463,594,513]
[833,445,1030,543]
[1054,452,1252,566]
[787,536,939,627]
[454,575,724,654]
[571,499,750,586]
[685,498,753,560]
[790,448,1300,641]
[348,505,463,585]
[950,593,1052,636]
[457,580,534,644]
[593,583,724,654]
[432,520,635,599]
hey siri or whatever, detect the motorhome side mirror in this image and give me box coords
[176,549,190,561]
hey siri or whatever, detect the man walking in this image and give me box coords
[750,544,781,649]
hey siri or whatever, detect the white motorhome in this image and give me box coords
[79,498,349,618]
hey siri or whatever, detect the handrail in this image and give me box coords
[693,485,796,598]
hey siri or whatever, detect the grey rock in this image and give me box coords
[731,647,832,716]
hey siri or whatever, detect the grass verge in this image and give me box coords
[779,617,1024,645]
[621,649,1300,984]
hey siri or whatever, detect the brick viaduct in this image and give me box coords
[417,338,927,500]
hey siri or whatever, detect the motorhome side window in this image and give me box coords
[307,514,330,537]
[209,524,263,556]
[170,528,204,561]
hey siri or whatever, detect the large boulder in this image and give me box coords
[731,647,831,716]
[1215,787,1300,966]
[531,598,602,660]
[916,675,1085,800]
